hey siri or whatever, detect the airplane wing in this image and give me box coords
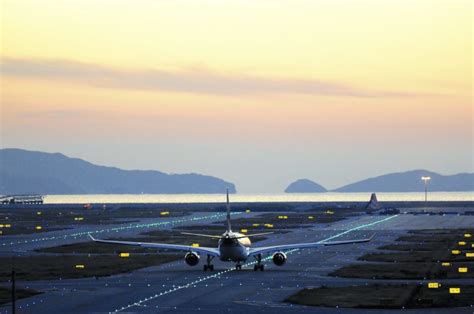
[248,235,374,256]
[88,234,220,257]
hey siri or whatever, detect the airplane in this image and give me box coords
[89,190,373,271]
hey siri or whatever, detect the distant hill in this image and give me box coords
[285,179,327,193]
[333,170,474,192]
[0,148,236,195]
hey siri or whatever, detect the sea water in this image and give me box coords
[44,192,473,204]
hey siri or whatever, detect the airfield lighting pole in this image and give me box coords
[421,176,431,206]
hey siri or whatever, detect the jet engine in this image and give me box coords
[184,252,200,266]
[272,252,287,266]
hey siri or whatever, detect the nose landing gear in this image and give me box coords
[235,262,242,270]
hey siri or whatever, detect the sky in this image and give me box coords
[1,0,472,193]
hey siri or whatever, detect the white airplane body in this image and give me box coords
[90,190,372,271]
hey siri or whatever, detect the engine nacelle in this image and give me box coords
[272,252,287,266]
[184,252,200,266]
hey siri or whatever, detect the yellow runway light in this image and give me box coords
[308,216,314,220]
[464,233,471,238]
[458,267,468,273]
[240,229,248,233]
[441,262,451,267]
[37,211,42,215]
[160,211,170,216]
[325,210,334,215]
[458,241,466,246]
[245,209,251,213]
[451,250,461,255]
[449,287,461,294]
[35,226,42,230]
[75,264,85,269]
[428,282,440,288]
[264,224,274,228]
[0,225,3,228]
[119,252,130,258]
[0,231,3,235]
[252,223,260,227]
[466,253,474,257]
[192,243,200,247]
[74,217,84,221]
[4,224,11,228]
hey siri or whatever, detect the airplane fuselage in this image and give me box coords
[218,232,250,262]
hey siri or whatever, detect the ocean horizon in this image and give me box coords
[43,191,474,204]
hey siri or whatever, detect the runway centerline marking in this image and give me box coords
[111,214,399,313]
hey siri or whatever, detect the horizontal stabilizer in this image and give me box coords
[234,232,274,239]
[180,232,222,239]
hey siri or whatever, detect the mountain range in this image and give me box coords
[285,170,474,193]
[1,149,472,195]
[0,149,236,195]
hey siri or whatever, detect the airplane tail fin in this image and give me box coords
[226,188,232,232]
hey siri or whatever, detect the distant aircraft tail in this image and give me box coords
[226,188,232,232]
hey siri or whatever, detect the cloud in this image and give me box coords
[1,57,416,97]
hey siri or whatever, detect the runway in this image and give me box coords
[1,213,473,314]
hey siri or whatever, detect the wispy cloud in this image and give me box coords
[1,57,416,97]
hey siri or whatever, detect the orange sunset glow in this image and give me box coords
[1,0,472,192]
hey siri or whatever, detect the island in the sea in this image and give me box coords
[285,170,473,193]
[284,179,327,193]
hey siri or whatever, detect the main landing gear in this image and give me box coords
[235,263,242,270]
[253,254,264,271]
[253,264,264,271]
[203,255,214,271]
